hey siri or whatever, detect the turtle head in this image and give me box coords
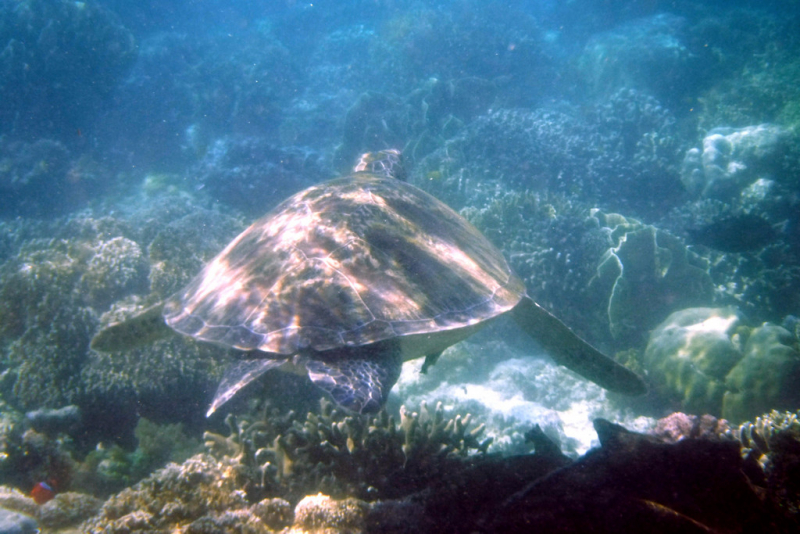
[354,149,406,181]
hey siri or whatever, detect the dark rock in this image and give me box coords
[25,405,81,436]
[486,419,773,533]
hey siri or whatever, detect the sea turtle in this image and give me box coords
[91,150,646,415]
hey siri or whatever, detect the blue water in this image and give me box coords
[1,0,799,527]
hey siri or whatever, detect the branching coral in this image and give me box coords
[204,399,491,503]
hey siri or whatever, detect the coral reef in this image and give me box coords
[651,412,731,443]
[680,124,791,200]
[79,454,255,532]
[723,324,800,423]
[578,14,701,107]
[99,26,297,168]
[644,307,743,416]
[0,0,136,139]
[0,237,100,410]
[38,491,103,530]
[645,309,800,423]
[292,493,368,534]
[394,339,657,458]
[732,409,800,459]
[383,1,556,106]
[0,507,37,534]
[74,417,200,496]
[589,212,714,345]
[203,398,490,503]
[461,191,612,344]
[413,88,684,218]
[77,237,149,310]
[0,138,72,216]
[690,9,800,131]
[189,137,329,215]
[143,204,244,298]
[726,409,800,525]
[0,194,242,440]
[25,405,81,437]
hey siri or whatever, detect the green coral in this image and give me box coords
[723,324,800,423]
[646,310,800,422]
[644,307,743,416]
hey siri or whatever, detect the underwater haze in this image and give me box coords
[1,0,800,532]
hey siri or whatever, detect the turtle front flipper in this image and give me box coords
[511,296,646,396]
[208,358,288,416]
[90,302,173,353]
[306,343,403,414]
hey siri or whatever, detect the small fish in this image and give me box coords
[687,214,779,253]
[31,482,56,504]
[31,481,55,504]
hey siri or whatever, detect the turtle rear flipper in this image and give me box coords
[511,296,646,396]
[306,344,403,414]
[90,302,173,353]
[208,358,288,416]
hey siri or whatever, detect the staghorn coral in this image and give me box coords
[203,398,491,503]
[725,409,800,521]
[731,410,800,459]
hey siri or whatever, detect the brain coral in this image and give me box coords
[723,324,800,424]
[644,307,743,416]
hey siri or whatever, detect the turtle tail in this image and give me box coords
[511,296,646,396]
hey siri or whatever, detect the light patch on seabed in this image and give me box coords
[392,342,656,456]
